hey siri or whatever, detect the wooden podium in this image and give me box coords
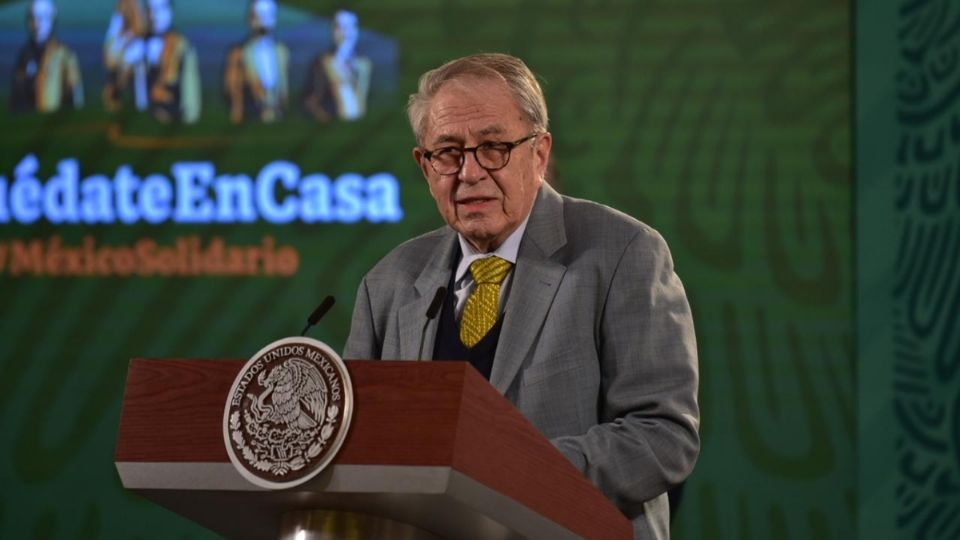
[115,359,631,539]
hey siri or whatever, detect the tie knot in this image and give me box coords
[469,256,513,285]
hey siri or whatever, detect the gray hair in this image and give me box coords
[406,53,549,144]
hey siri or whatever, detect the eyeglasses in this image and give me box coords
[421,133,539,176]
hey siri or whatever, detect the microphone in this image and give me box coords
[300,295,335,336]
[417,287,446,361]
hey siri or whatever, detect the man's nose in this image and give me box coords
[458,150,486,184]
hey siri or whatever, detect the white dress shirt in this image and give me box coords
[452,216,530,320]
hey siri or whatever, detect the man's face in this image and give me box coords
[29,0,56,43]
[119,0,143,31]
[148,0,172,33]
[250,0,276,33]
[413,76,551,253]
[333,10,358,50]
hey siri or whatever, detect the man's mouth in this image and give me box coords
[456,196,497,209]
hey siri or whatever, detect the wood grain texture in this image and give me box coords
[116,359,469,464]
[116,358,630,538]
[115,358,239,462]
[451,366,631,540]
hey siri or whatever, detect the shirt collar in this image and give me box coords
[455,215,530,284]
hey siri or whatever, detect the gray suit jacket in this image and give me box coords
[344,184,700,539]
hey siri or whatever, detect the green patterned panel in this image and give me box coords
[888,0,960,537]
[858,0,960,538]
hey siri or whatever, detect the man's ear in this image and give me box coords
[412,147,431,180]
[534,132,553,181]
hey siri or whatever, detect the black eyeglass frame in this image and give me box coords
[420,133,540,176]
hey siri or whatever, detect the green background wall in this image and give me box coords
[1,0,925,537]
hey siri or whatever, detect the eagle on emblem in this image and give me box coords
[251,358,327,430]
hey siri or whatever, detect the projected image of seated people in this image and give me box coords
[224,0,289,123]
[303,10,372,122]
[10,0,84,113]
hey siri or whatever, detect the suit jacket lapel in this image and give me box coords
[397,230,458,360]
[490,184,567,393]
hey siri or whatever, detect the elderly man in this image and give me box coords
[344,53,699,539]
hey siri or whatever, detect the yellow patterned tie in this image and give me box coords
[460,256,513,348]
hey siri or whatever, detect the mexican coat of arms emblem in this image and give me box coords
[223,337,353,489]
